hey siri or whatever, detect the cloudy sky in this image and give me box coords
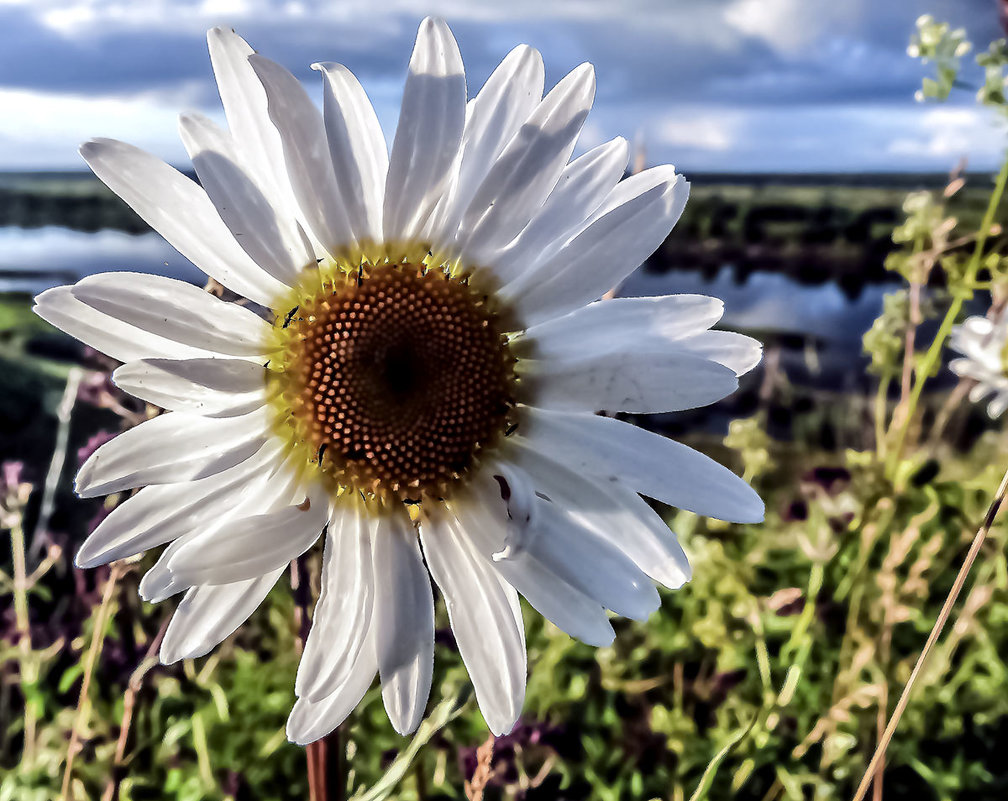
[1,0,1004,173]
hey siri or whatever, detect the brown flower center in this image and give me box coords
[272,262,516,505]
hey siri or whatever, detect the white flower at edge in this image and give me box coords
[34,18,764,744]
[950,307,1008,418]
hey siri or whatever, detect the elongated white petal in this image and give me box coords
[112,358,267,417]
[421,515,525,736]
[452,480,614,647]
[509,441,691,589]
[383,17,466,246]
[428,44,544,244]
[69,272,271,358]
[372,515,434,735]
[520,295,724,360]
[166,481,328,585]
[138,454,295,603]
[160,569,283,664]
[35,285,212,363]
[519,407,764,523]
[313,62,388,244]
[519,349,738,414]
[139,537,191,602]
[523,496,659,620]
[76,440,283,568]
[80,138,287,305]
[207,27,301,224]
[672,330,763,377]
[248,54,356,257]
[287,639,377,745]
[504,169,689,326]
[179,112,309,282]
[75,407,271,498]
[457,63,595,266]
[297,506,376,702]
[493,137,628,284]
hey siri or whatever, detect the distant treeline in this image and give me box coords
[1,172,993,294]
[0,183,148,234]
[655,195,900,295]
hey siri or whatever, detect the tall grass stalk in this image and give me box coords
[851,464,1008,801]
[60,563,125,801]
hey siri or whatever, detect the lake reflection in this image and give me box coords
[0,225,201,292]
[2,226,895,384]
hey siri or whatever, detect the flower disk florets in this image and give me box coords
[268,255,517,506]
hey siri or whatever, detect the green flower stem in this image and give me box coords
[886,154,1008,475]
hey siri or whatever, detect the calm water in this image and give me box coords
[2,225,895,387]
[0,225,202,293]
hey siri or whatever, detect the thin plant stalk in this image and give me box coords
[851,464,1008,801]
[32,367,83,556]
[308,730,344,801]
[61,563,125,801]
[887,155,1008,471]
[101,619,168,801]
[9,495,37,766]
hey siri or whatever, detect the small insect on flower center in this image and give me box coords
[269,258,517,506]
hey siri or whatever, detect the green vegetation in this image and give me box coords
[4,14,1008,801]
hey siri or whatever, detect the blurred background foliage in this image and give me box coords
[5,13,1008,801]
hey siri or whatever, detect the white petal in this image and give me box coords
[112,357,267,417]
[248,54,356,256]
[457,63,595,267]
[518,407,764,523]
[76,439,283,568]
[137,452,294,603]
[518,349,738,414]
[451,477,615,647]
[287,639,377,745]
[671,330,763,377]
[79,138,287,305]
[427,44,544,245]
[989,391,1008,418]
[519,295,725,359]
[139,538,191,602]
[160,569,283,664]
[166,480,328,585]
[504,169,689,326]
[75,407,271,498]
[509,441,690,589]
[950,357,992,383]
[372,515,434,735]
[420,515,525,736]
[521,494,659,620]
[178,112,309,282]
[492,137,628,284]
[207,27,301,224]
[970,381,993,402]
[35,285,210,363]
[297,506,375,702]
[312,62,389,245]
[383,17,466,246]
[69,272,272,358]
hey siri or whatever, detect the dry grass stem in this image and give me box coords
[851,464,1008,801]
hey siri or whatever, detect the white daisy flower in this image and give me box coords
[35,18,764,742]
[949,307,1008,418]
